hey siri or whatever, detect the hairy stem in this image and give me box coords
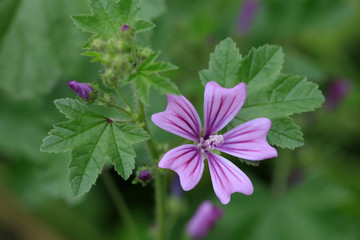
[271,149,292,199]
[101,171,140,240]
[138,100,166,240]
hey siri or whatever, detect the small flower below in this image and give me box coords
[186,201,223,239]
[138,170,152,182]
[68,80,93,99]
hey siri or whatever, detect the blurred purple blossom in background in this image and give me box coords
[68,80,93,99]
[138,170,151,182]
[326,78,352,109]
[236,0,259,34]
[187,201,223,239]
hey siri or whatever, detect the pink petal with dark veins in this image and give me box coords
[159,144,204,191]
[203,81,246,139]
[206,151,253,204]
[152,95,202,142]
[217,118,278,160]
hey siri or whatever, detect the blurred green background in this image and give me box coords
[1,0,360,239]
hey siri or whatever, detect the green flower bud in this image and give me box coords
[102,68,118,88]
[113,39,126,52]
[138,47,153,59]
[102,54,112,65]
[91,38,106,51]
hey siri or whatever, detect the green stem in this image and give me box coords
[101,171,140,240]
[115,87,135,113]
[138,100,166,240]
[271,150,292,199]
[98,97,133,118]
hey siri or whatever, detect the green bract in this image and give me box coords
[200,38,324,150]
[128,52,180,103]
[41,99,149,197]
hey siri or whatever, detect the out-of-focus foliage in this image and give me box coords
[1,0,360,239]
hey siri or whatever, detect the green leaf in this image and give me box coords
[231,73,323,149]
[232,116,304,150]
[72,0,140,39]
[239,45,284,96]
[239,74,325,120]
[0,0,93,99]
[139,0,166,20]
[134,19,155,33]
[131,52,180,103]
[0,0,21,45]
[199,38,242,88]
[267,117,304,149]
[41,98,149,197]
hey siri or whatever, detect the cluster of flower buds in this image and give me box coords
[89,24,135,88]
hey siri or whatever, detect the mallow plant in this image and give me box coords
[40,0,324,239]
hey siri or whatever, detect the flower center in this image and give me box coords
[198,134,224,151]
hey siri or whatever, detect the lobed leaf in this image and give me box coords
[239,74,325,120]
[239,45,284,96]
[41,98,149,197]
[199,38,242,88]
[267,117,304,149]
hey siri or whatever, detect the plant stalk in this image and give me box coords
[101,171,140,240]
[138,100,166,240]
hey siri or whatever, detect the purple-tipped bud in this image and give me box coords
[68,80,93,99]
[237,0,259,34]
[326,78,351,109]
[171,175,183,199]
[138,170,151,182]
[122,24,130,32]
[186,201,223,239]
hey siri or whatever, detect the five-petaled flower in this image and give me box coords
[151,81,277,204]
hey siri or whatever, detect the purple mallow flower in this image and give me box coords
[186,201,223,239]
[326,78,351,109]
[68,80,93,99]
[151,81,277,204]
[121,24,130,32]
[237,0,259,34]
[138,170,151,182]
